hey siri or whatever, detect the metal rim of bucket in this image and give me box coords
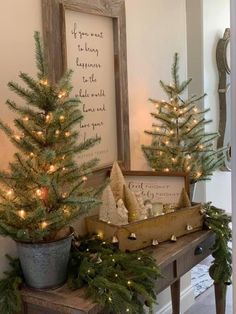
[15,226,74,245]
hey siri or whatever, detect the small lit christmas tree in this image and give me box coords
[0,32,101,242]
[142,53,226,183]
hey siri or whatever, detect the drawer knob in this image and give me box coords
[194,246,203,255]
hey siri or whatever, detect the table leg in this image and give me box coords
[171,279,180,314]
[214,282,226,314]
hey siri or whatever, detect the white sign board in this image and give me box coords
[125,174,186,205]
[65,10,118,168]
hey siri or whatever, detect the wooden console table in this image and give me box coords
[21,230,225,314]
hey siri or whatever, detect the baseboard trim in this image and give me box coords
[156,285,195,314]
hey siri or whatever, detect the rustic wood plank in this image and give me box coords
[21,286,103,314]
[85,204,204,251]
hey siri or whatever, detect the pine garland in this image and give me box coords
[0,239,160,314]
[68,238,161,314]
[0,255,23,314]
[203,203,232,286]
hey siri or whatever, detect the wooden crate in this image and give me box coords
[85,203,204,251]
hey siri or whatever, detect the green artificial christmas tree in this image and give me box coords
[142,53,226,183]
[0,32,102,242]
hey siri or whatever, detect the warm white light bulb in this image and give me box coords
[59,115,65,122]
[40,79,48,86]
[36,189,42,197]
[48,165,55,173]
[18,210,26,219]
[82,176,88,182]
[41,221,48,229]
[58,91,66,99]
[65,131,71,137]
[45,114,52,123]
[62,192,67,198]
[7,189,13,196]
[14,135,21,140]
[37,131,43,136]
[23,116,29,121]
[196,172,202,178]
[55,130,60,136]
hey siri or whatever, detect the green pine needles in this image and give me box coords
[0,255,23,314]
[204,203,232,286]
[0,239,161,314]
[0,32,101,242]
[142,53,226,183]
[68,238,161,314]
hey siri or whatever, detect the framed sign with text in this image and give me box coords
[42,0,130,171]
[123,171,190,206]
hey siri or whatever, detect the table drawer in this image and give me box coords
[177,233,215,277]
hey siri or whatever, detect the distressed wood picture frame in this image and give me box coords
[123,170,190,206]
[41,0,130,175]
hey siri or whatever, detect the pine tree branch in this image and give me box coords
[34,31,48,79]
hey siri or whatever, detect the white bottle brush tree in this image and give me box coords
[0,32,102,242]
[142,53,226,184]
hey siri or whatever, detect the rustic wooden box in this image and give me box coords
[85,203,204,251]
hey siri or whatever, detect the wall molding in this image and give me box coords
[156,285,195,314]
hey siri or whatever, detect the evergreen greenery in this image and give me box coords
[204,203,232,286]
[0,238,161,314]
[142,53,226,183]
[0,32,101,242]
[68,238,161,314]
[0,255,23,314]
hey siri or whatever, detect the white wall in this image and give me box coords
[126,0,188,170]
[202,0,231,212]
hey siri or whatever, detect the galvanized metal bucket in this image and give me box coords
[16,231,73,290]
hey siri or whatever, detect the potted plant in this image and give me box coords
[0,32,101,289]
[142,53,227,197]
